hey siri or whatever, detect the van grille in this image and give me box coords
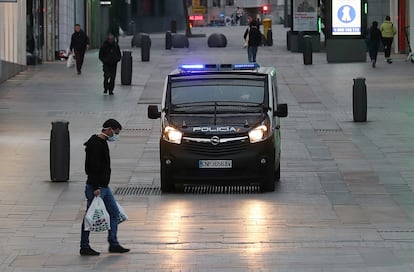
[182,138,249,155]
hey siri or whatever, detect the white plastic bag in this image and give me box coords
[66,53,74,68]
[84,196,111,232]
[117,202,128,224]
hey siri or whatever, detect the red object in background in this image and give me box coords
[398,0,406,53]
[189,15,204,21]
[262,5,269,14]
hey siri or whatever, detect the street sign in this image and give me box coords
[332,0,362,35]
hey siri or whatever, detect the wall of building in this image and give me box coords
[58,0,75,51]
[0,1,27,82]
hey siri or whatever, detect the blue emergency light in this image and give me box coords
[232,63,260,70]
[179,63,260,72]
[179,64,205,70]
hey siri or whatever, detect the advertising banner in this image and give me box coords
[332,0,361,35]
[293,0,318,31]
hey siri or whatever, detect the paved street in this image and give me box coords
[1,24,414,271]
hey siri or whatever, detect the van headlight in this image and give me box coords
[249,125,269,143]
[163,126,183,144]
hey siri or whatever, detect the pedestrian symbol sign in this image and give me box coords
[332,0,361,36]
[338,5,356,23]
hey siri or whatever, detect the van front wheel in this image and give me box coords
[160,165,175,193]
[261,169,276,192]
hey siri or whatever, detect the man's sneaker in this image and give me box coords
[387,58,392,63]
[104,89,108,94]
[80,247,100,256]
[109,91,114,95]
[109,245,130,253]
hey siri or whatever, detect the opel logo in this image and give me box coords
[210,136,220,146]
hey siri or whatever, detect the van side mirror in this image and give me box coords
[148,105,161,119]
[275,103,288,117]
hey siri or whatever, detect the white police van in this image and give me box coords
[148,63,288,192]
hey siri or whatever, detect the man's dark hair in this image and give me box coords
[75,24,81,27]
[385,16,391,21]
[102,119,122,130]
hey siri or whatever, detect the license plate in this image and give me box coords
[199,160,232,169]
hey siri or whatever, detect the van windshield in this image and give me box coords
[169,79,266,106]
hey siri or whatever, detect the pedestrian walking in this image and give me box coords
[69,24,89,75]
[380,15,397,63]
[366,21,382,68]
[99,34,122,95]
[80,119,130,256]
[243,17,262,63]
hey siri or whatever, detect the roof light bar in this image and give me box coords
[178,63,260,72]
[179,64,205,70]
[232,63,260,70]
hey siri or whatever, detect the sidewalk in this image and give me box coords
[1,24,414,271]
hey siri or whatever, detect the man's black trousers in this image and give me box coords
[103,64,117,92]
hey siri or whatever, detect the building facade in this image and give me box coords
[0,1,26,82]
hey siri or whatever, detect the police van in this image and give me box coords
[148,63,288,192]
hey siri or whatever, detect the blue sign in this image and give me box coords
[332,0,361,35]
[337,5,356,23]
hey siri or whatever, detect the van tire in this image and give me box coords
[160,165,174,192]
[275,162,280,181]
[261,169,276,192]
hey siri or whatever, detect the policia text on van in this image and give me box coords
[148,63,288,192]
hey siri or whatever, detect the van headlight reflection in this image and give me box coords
[248,125,268,143]
[163,126,183,144]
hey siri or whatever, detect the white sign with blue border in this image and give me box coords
[332,0,361,35]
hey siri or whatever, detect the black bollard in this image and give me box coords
[50,120,70,182]
[165,31,172,50]
[303,35,312,65]
[353,78,367,122]
[266,29,273,46]
[121,51,132,85]
[141,34,151,62]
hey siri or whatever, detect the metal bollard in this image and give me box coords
[141,34,151,62]
[50,120,70,182]
[121,51,132,85]
[266,29,273,46]
[353,78,367,122]
[165,31,172,50]
[303,35,312,65]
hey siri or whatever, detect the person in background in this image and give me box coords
[80,119,130,256]
[243,16,262,63]
[366,21,382,68]
[99,34,122,95]
[380,15,397,63]
[70,24,89,75]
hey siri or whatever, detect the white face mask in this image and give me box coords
[101,128,119,142]
[107,132,119,142]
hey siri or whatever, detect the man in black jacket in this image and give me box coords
[80,119,130,256]
[70,24,89,75]
[99,34,122,95]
